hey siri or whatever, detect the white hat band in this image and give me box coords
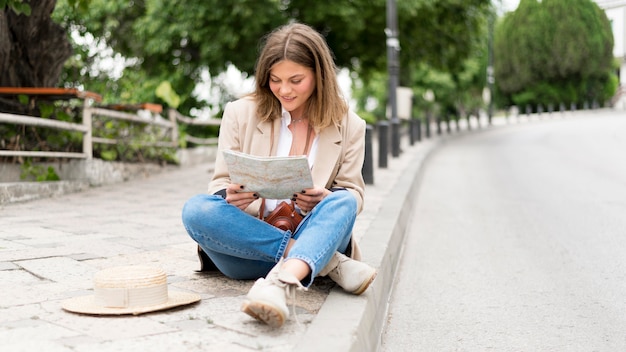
[94,285,168,308]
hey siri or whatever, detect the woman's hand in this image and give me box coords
[225,183,259,211]
[292,186,331,212]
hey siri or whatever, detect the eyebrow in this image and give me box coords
[270,73,306,80]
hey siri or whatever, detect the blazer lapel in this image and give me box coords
[251,118,281,157]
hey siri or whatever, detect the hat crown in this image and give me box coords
[94,266,168,308]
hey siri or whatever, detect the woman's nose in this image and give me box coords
[279,84,291,95]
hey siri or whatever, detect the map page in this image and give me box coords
[222,149,313,199]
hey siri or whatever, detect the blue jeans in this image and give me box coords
[181,190,356,286]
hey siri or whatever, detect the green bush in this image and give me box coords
[495,0,617,108]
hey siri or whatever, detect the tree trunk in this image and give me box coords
[0,0,72,112]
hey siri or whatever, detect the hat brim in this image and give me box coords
[62,290,201,316]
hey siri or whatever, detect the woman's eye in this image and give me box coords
[291,80,301,84]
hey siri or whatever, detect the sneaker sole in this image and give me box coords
[241,300,286,328]
[352,270,377,295]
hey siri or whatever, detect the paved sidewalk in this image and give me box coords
[5,108,563,351]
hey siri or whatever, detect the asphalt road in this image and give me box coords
[381,111,626,352]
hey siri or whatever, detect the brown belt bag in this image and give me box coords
[260,199,303,233]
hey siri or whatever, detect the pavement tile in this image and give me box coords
[0,260,20,270]
[0,303,51,324]
[0,266,41,284]
[50,313,180,340]
[17,257,97,289]
[0,318,81,346]
[0,238,29,251]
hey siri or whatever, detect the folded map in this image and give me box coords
[222,149,313,199]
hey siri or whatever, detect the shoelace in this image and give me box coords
[280,276,307,325]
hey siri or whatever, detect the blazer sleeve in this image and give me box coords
[333,111,366,214]
[208,101,239,195]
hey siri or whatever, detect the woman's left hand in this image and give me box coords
[292,186,331,212]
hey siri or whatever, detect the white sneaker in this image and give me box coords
[320,252,377,295]
[241,261,304,328]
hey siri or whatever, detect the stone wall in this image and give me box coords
[0,146,218,205]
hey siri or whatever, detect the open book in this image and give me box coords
[222,149,313,199]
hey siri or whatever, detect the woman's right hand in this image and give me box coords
[225,183,259,210]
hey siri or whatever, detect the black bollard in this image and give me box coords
[425,116,431,138]
[416,119,422,142]
[391,119,400,157]
[362,125,374,184]
[436,116,442,135]
[377,121,389,169]
[409,119,416,145]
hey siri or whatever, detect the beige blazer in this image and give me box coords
[208,96,366,259]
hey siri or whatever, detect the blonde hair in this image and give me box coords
[254,23,348,129]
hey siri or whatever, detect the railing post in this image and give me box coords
[362,125,374,184]
[436,116,442,135]
[168,108,179,146]
[377,121,389,168]
[82,101,93,160]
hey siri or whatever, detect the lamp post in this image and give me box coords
[386,0,401,157]
[487,7,495,125]
[423,89,434,138]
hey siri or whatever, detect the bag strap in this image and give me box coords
[259,198,266,220]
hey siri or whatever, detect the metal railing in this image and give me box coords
[0,104,222,160]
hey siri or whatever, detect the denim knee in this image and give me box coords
[181,194,222,240]
[325,189,357,214]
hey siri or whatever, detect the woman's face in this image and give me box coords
[268,60,316,118]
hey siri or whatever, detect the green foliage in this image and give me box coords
[351,55,489,124]
[51,0,491,116]
[155,82,181,109]
[20,160,60,182]
[494,0,616,107]
[3,0,31,15]
[5,0,492,164]
[91,117,179,164]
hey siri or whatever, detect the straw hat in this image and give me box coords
[62,265,201,315]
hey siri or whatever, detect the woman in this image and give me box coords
[182,22,376,328]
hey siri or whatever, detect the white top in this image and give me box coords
[263,109,319,214]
